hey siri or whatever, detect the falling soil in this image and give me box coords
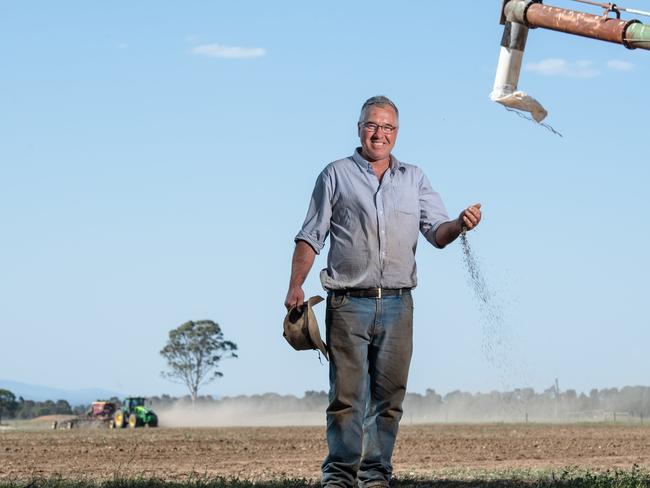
[459,231,520,392]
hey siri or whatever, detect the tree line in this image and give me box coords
[0,390,75,421]
[403,385,650,422]
[3,385,650,423]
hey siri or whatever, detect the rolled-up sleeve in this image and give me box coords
[295,169,333,254]
[418,173,450,249]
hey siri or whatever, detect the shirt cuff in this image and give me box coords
[294,232,324,254]
[424,221,446,249]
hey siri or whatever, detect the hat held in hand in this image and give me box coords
[283,295,328,360]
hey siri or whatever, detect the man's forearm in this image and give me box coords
[434,218,464,248]
[289,240,317,288]
[285,240,317,309]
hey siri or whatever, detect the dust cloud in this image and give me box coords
[152,385,650,427]
[158,405,324,427]
[156,396,326,427]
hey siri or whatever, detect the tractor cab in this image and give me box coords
[124,397,146,410]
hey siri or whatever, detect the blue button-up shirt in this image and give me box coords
[296,149,450,290]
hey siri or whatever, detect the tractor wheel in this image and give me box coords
[128,413,141,429]
[146,418,158,428]
[113,410,126,429]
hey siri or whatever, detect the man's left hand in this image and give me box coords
[459,203,482,231]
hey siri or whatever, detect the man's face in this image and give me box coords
[358,105,399,163]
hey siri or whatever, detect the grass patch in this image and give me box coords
[1,468,649,488]
[394,465,650,487]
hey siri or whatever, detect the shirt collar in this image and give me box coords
[352,147,404,174]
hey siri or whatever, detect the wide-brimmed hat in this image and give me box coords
[283,295,328,360]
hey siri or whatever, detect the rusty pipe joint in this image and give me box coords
[503,0,541,26]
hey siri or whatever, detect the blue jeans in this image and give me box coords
[321,292,413,488]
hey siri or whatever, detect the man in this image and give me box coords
[285,96,481,488]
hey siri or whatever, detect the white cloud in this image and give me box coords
[606,59,634,72]
[191,43,266,59]
[525,58,600,78]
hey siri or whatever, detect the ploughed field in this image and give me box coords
[1,423,650,481]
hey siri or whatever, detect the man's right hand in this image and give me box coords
[285,286,305,311]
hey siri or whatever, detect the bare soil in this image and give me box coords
[1,423,649,481]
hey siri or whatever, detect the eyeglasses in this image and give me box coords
[360,122,397,134]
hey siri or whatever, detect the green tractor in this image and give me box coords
[111,397,158,429]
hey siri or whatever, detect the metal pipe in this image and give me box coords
[527,3,632,44]
[504,0,650,50]
[625,22,650,50]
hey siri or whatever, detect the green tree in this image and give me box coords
[54,399,73,415]
[0,389,17,424]
[160,320,237,406]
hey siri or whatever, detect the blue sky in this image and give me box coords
[1,1,649,401]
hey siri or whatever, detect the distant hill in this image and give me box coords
[0,379,122,406]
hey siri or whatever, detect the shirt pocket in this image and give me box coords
[393,191,419,216]
[393,202,420,244]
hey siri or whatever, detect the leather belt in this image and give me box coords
[331,288,411,298]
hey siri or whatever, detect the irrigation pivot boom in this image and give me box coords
[502,0,650,49]
[491,0,650,122]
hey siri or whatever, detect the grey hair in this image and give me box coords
[358,95,399,123]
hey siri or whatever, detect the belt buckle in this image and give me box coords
[377,288,382,299]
